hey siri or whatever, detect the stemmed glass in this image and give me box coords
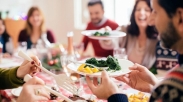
[60,53,84,95]
[18,42,27,52]
[73,43,84,59]
[113,48,128,59]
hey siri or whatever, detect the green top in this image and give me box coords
[0,67,24,89]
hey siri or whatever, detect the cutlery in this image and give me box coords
[24,74,74,102]
[18,51,80,95]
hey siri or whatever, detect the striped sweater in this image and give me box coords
[149,65,183,102]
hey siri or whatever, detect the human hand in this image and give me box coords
[86,71,120,99]
[115,63,158,93]
[17,77,50,102]
[17,56,41,78]
[3,53,11,58]
[101,40,113,46]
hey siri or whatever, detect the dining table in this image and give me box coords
[0,56,167,102]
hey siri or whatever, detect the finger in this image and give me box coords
[22,61,36,70]
[31,66,40,73]
[129,63,147,72]
[86,76,96,92]
[31,56,40,66]
[122,76,130,84]
[115,75,129,84]
[34,86,50,99]
[101,70,111,85]
[117,74,129,78]
[101,70,110,79]
[31,66,37,70]
[93,77,98,86]
[34,95,49,101]
[26,76,45,85]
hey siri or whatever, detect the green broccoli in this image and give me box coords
[97,60,108,67]
[85,55,121,71]
[93,32,101,36]
[106,55,121,71]
[103,32,110,36]
[93,31,110,36]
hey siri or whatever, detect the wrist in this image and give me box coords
[108,90,120,98]
[16,67,24,79]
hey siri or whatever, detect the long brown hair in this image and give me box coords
[25,6,46,35]
[127,0,158,39]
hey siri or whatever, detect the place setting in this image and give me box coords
[0,0,180,102]
[81,26,126,40]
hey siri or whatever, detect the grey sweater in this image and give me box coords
[99,28,158,68]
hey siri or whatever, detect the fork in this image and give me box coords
[18,51,80,95]
[24,74,74,102]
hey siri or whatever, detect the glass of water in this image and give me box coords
[18,42,27,52]
[113,48,127,59]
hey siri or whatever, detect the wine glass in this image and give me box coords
[74,43,84,59]
[18,42,27,52]
[113,48,128,59]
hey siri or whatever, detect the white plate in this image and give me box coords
[11,87,22,97]
[0,58,21,68]
[67,59,134,77]
[81,30,126,40]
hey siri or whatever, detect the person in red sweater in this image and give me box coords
[82,0,119,57]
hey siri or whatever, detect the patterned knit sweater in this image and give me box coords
[107,55,183,102]
[149,65,183,102]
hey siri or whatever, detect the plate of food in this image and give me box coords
[11,87,22,97]
[81,26,126,40]
[67,55,134,77]
[61,95,100,102]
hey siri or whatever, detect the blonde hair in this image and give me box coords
[25,6,46,35]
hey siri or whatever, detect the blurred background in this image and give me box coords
[0,0,135,46]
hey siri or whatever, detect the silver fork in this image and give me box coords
[24,74,74,102]
[18,51,80,96]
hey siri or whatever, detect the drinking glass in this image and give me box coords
[113,48,127,59]
[18,42,27,52]
[74,43,84,59]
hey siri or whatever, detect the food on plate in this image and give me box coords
[85,58,108,67]
[77,55,121,74]
[93,26,111,36]
[50,87,59,100]
[100,26,112,31]
[93,31,110,36]
[62,95,96,102]
[106,55,121,71]
[128,92,149,102]
[78,64,99,74]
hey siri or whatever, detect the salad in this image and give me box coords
[92,26,112,36]
[77,55,121,74]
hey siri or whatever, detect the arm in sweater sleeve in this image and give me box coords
[108,94,128,102]
[0,67,24,89]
